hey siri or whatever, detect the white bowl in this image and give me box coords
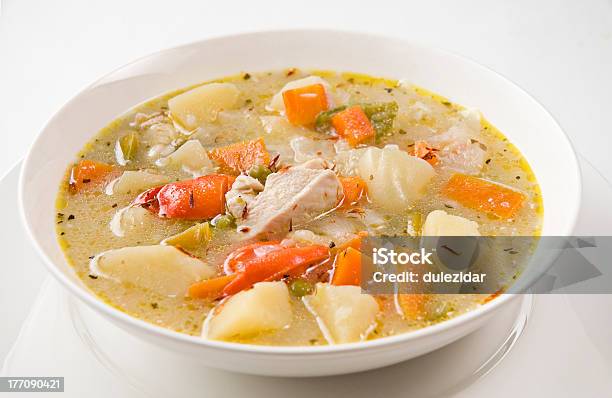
[19,30,581,377]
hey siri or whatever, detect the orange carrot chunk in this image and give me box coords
[443,174,525,219]
[335,231,368,252]
[208,138,270,174]
[222,244,330,296]
[69,160,114,192]
[135,174,233,219]
[282,84,329,126]
[331,106,375,147]
[331,247,362,286]
[188,274,237,299]
[338,176,367,208]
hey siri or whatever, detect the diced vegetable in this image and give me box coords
[335,231,368,252]
[338,176,367,208]
[115,131,139,165]
[134,174,234,220]
[314,105,348,132]
[168,82,240,129]
[289,279,314,297]
[106,171,170,195]
[422,210,480,236]
[223,241,282,274]
[282,84,329,126]
[268,75,332,113]
[211,214,235,229]
[302,283,379,344]
[204,282,292,340]
[208,138,270,174]
[188,274,236,299]
[162,222,213,250]
[332,106,375,147]
[90,245,214,296]
[331,247,362,286]
[411,140,439,166]
[156,140,213,177]
[443,174,525,219]
[361,102,398,142]
[222,243,330,296]
[69,160,114,192]
[315,102,398,141]
[247,164,272,185]
[358,145,435,212]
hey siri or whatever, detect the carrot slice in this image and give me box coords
[338,176,367,208]
[331,106,375,147]
[208,138,270,174]
[331,247,362,286]
[412,140,439,166]
[134,174,233,219]
[222,244,329,296]
[69,160,114,192]
[188,274,237,299]
[282,84,329,126]
[223,241,282,274]
[335,231,368,252]
[443,174,525,219]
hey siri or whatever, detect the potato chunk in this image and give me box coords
[303,283,379,344]
[204,282,292,340]
[168,83,240,129]
[422,210,480,236]
[90,245,214,296]
[106,170,170,195]
[358,145,435,212]
[155,140,213,177]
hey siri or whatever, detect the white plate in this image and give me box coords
[3,155,611,396]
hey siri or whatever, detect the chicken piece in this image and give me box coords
[237,166,342,239]
[225,174,264,219]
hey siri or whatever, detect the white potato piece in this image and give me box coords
[268,76,332,113]
[303,283,379,344]
[168,83,240,129]
[358,145,435,212]
[90,245,214,297]
[422,210,480,236]
[204,282,292,340]
[155,140,213,177]
[106,171,170,195]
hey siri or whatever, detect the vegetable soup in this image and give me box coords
[55,69,542,345]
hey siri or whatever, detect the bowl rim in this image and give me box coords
[18,28,582,355]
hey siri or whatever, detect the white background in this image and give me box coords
[1,0,611,178]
